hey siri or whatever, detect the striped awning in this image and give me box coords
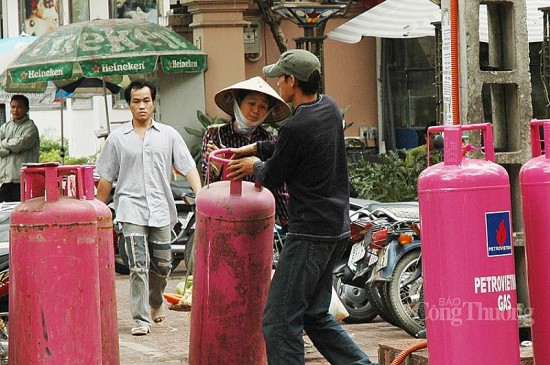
[327,0,440,42]
[327,0,546,43]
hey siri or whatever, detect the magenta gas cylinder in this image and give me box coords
[79,165,120,365]
[418,123,520,364]
[10,164,102,364]
[519,119,550,364]
[189,149,275,365]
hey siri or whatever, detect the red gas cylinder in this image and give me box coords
[189,149,275,365]
[519,119,550,364]
[79,165,120,365]
[10,164,102,364]
[418,123,520,364]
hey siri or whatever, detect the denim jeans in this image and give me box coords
[122,223,172,329]
[263,237,373,365]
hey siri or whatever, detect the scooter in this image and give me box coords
[333,199,421,327]
[331,197,381,323]
[0,202,18,364]
[365,203,423,337]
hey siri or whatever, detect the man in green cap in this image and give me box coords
[226,49,377,365]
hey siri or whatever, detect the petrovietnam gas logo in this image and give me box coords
[485,211,512,257]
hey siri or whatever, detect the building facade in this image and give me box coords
[0,0,380,158]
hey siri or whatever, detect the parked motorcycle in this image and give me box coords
[0,202,17,364]
[365,203,423,337]
[331,197,381,323]
[333,199,422,329]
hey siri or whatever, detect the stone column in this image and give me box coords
[441,0,533,330]
[184,0,250,117]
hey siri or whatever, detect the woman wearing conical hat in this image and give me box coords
[169,76,291,311]
[203,76,291,187]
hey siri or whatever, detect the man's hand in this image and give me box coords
[228,143,257,159]
[226,156,260,180]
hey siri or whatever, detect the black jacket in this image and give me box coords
[254,95,350,242]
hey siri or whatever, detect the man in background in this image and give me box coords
[0,95,40,202]
[96,80,201,336]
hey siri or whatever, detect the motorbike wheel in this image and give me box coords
[418,284,425,321]
[332,276,378,323]
[272,227,285,269]
[114,231,130,275]
[384,250,425,337]
[365,285,400,327]
[183,231,195,275]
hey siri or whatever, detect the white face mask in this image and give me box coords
[233,98,270,136]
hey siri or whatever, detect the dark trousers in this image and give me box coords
[0,183,21,202]
[262,237,373,365]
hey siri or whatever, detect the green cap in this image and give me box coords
[263,49,321,82]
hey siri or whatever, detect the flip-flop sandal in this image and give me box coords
[131,326,150,336]
[153,315,166,324]
[151,305,166,324]
[169,302,192,312]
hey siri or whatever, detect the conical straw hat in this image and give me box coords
[214,76,291,124]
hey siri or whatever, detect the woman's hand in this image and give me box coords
[206,141,225,172]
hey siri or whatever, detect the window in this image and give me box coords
[112,0,157,23]
[20,0,60,37]
[0,2,4,38]
[69,0,89,23]
[383,38,437,130]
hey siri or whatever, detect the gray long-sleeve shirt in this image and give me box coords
[0,115,40,184]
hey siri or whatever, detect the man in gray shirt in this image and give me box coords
[0,95,40,202]
[96,79,201,336]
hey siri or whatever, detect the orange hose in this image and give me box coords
[450,0,460,124]
[389,339,428,365]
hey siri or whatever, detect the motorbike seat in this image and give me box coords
[366,201,419,220]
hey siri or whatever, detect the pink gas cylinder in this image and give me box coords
[418,123,520,364]
[10,164,102,364]
[519,119,550,364]
[79,165,120,365]
[189,149,275,365]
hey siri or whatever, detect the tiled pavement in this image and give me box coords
[117,266,534,364]
[116,264,413,364]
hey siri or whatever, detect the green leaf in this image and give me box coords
[185,110,227,163]
[348,149,429,202]
[184,127,205,138]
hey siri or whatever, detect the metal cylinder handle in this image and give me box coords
[209,148,241,195]
[427,123,495,166]
[20,163,60,202]
[208,148,263,195]
[529,119,550,159]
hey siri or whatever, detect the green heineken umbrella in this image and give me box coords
[7,18,206,158]
[7,18,207,84]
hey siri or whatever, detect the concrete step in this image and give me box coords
[378,339,533,365]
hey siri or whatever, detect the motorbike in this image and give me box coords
[365,203,423,337]
[0,202,17,364]
[332,199,422,329]
[331,197,381,323]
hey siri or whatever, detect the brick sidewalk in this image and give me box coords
[116,266,413,364]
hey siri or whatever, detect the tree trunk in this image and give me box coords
[254,0,288,54]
